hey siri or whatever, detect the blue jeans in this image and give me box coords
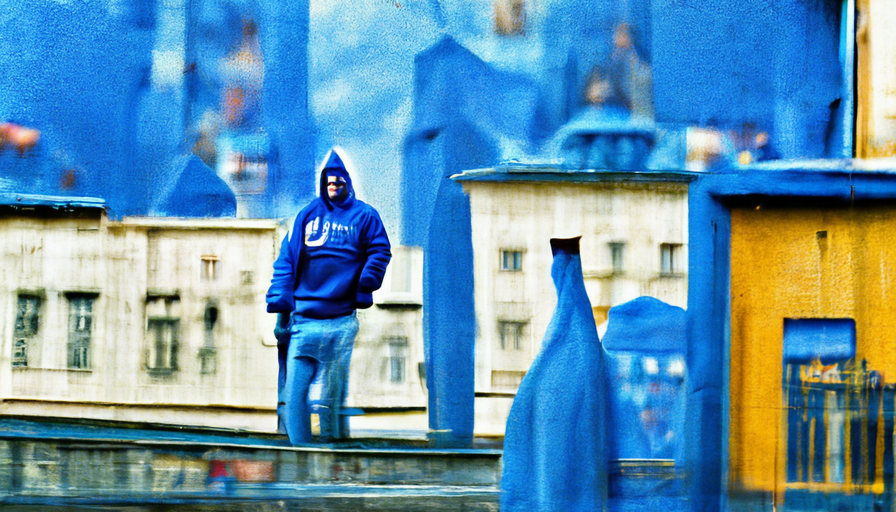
[278,313,359,444]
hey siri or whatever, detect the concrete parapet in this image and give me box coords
[0,417,501,507]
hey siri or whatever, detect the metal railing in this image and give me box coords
[784,360,895,492]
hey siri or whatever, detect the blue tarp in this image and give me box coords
[501,237,608,512]
[602,297,687,463]
[602,296,687,353]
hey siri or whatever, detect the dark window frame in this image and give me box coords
[66,293,98,370]
[498,320,526,350]
[385,336,408,384]
[200,302,218,375]
[660,243,683,276]
[146,317,180,375]
[609,242,625,275]
[501,249,523,272]
[13,294,41,367]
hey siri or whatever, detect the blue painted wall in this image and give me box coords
[0,1,154,213]
[653,0,846,158]
[2,1,853,215]
[0,0,312,218]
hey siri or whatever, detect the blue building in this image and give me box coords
[0,0,313,219]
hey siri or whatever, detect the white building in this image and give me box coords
[0,194,425,434]
[351,245,428,433]
[454,165,692,435]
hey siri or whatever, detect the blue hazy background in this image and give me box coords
[0,2,853,503]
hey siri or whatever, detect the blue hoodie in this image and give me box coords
[266,148,392,319]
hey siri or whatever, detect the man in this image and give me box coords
[266,147,391,444]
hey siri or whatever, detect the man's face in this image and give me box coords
[327,174,347,200]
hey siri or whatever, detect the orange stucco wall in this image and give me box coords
[730,205,896,491]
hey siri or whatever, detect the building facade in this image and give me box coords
[0,194,425,434]
[686,161,896,511]
[349,245,428,433]
[455,166,691,435]
[0,195,282,430]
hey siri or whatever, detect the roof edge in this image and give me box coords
[0,193,107,209]
[451,165,698,183]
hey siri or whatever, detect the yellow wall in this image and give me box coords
[730,205,896,491]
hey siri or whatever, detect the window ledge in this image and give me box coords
[375,302,422,310]
[146,367,177,377]
[13,366,93,373]
[475,391,517,398]
[583,270,618,279]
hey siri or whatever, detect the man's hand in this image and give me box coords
[274,312,291,345]
[355,290,374,309]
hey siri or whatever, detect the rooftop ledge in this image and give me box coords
[734,157,896,173]
[0,192,106,209]
[451,164,698,183]
[453,158,896,185]
[117,216,280,230]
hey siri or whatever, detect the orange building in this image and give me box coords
[687,160,896,509]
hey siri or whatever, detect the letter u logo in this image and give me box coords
[305,219,329,247]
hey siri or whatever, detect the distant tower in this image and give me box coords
[258,0,315,217]
[402,38,502,446]
[183,0,315,218]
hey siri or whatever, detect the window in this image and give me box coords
[146,296,180,374]
[494,0,527,36]
[609,242,625,274]
[147,319,179,372]
[387,337,408,384]
[199,347,217,374]
[660,243,683,275]
[501,250,523,271]
[782,318,856,484]
[200,303,218,375]
[67,295,95,369]
[201,255,219,281]
[13,295,41,367]
[499,321,526,350]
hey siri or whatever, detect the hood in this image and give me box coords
[318,147,356,209]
